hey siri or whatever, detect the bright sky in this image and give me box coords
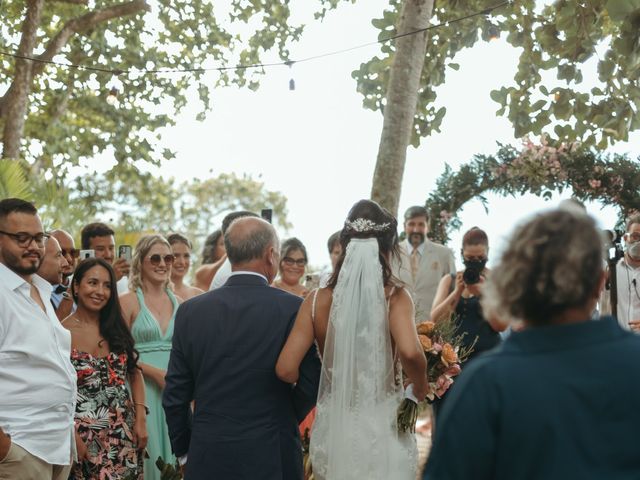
[145,0,638,271]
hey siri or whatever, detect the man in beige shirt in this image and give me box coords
[392,206,455,321]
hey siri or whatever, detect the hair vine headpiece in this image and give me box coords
[344,218,391,233]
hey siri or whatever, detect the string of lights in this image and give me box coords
[0,1,510,77]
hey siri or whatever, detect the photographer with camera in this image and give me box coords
[429,227,506,422]
[601,213,640,332]
[431,227,507,361]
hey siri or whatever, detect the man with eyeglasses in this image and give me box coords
[49,229,78,320]
[80,222,130,294]
[0,198,77,480]
[602,214,640,332]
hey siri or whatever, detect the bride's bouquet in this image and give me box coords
[397,316,475,433]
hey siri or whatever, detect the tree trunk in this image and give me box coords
[2,0,45,160]
[370,0,434,218]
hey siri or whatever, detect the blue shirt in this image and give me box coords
[424,316,640,480]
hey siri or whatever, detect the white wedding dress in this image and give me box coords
[309,238,418,480]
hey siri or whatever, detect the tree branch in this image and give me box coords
[32,0,150,77]
[47,0,88,4]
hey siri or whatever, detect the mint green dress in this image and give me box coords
[131,287,178,480]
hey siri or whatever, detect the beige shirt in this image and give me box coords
[392,239,456,321]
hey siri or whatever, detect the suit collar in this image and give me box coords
[224,272,269,287]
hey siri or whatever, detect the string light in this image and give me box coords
[286,60,295,91]
[106,86,118,105]
[0,1,510,79]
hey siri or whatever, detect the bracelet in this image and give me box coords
[134,402,150,415]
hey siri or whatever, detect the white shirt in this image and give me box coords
[0,263,77,465]
[228,270,268,283]
[614,259,640,330]
[209,258,232,290]
[117,275,129,294]
[409,240,426,257]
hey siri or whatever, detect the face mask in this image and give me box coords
[628,241,640,260]
[463,258,488,270]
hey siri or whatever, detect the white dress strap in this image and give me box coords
[311,288,320,323]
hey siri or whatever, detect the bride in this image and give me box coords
[276,199,428,480]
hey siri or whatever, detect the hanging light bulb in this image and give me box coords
[285,60,296,91]
[106,86,118,105]
[488,24,500,41]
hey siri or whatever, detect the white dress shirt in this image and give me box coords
[209,258,232,290]
[614,259,640,330]
[0,263,77,465]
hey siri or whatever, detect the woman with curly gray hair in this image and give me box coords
[423,208,640,480]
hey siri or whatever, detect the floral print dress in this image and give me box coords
[69,350,143,480]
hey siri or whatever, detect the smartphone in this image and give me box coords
[305,273,320,291]
[79,249,95,260]
[118,245,132,262]
[261,208,273,224]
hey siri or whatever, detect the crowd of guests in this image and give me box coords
[0,195,639,480]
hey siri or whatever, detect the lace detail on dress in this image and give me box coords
[309,239,417,480]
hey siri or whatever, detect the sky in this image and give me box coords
[130,0,638,271]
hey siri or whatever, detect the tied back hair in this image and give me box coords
[327,199,399,289]
[72,258,139,373]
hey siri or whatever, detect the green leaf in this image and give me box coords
[606,0,640,22]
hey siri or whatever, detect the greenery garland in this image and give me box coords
[425,140,640,245]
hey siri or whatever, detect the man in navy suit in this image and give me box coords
[163,216,321,479]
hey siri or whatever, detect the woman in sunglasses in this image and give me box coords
[272,237,310,298]
[120,234,182,480]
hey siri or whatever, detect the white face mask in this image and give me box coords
[628,242,640,260]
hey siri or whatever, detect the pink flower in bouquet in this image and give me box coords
[445,364,462,377]
[432,342,443,353]
[434,374,454,398]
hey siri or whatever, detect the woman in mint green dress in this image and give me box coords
[120,234,182,480]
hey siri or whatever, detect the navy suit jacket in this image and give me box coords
[163,274,321,480]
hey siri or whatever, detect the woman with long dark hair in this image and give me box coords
[63,258,147,480]
[276,199,428,480]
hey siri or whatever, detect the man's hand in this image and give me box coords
[112,257,131,281]
[0,429,11,461]
[629,320,640,332]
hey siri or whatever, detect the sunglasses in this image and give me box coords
[61,248,80,259]
[148,254,175,266]
[282,256,306,267]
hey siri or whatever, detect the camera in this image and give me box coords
[79,249,95,260]
[462,265,482,285]
[602,229,624,262]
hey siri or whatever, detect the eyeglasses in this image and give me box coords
[148,254,175,266]
[282,257,306,267]
[629,233,640,242]
[0,230,49,247]
[60,248,80,259]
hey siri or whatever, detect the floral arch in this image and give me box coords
[425,140,640,245]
